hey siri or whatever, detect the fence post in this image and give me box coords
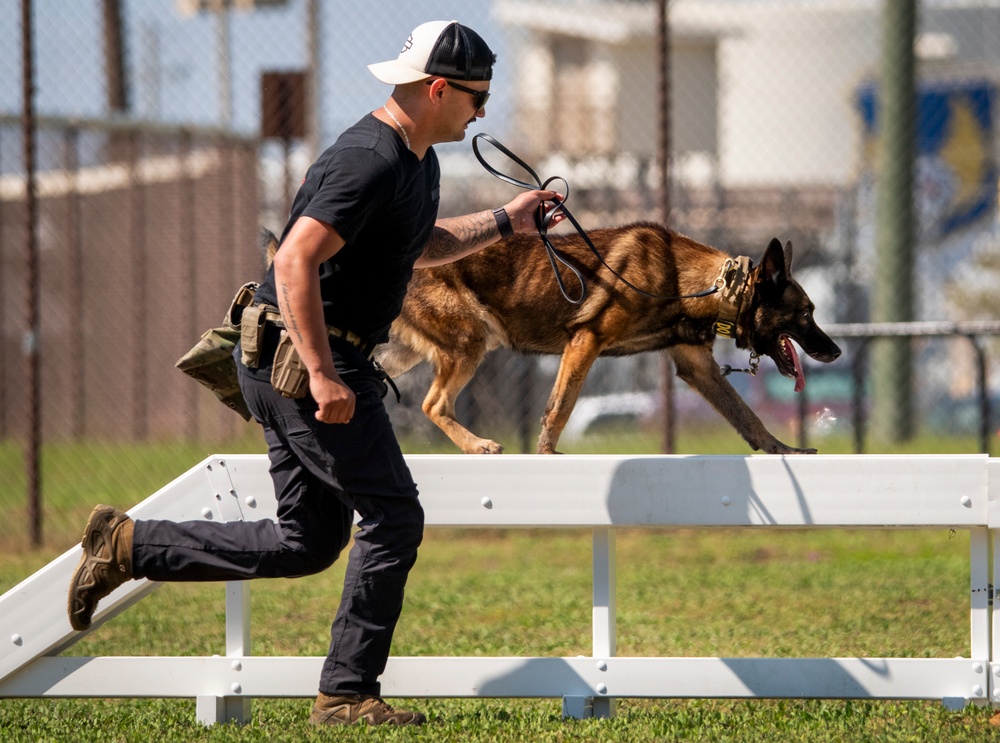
[196,581,251,725]
[591,527,616,718]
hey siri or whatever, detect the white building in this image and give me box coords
[495,0,1000,191]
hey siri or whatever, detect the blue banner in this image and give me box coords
[857,80,996,238]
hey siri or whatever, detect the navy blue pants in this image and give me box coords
[132,337,423,696]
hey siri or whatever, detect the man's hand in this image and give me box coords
[504,189,567,233]
[310,371,356,424]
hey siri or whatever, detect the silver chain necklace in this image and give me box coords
[382,106,410,151]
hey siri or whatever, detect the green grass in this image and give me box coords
[0,436,267,551]
[1,697,995,742]
[1,431,999,740]
[2,526,998,740]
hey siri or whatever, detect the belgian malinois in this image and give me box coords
[376,222,842,454]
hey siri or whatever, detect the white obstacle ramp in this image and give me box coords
[0,454,996,725]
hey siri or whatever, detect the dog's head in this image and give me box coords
[747,238,841,392]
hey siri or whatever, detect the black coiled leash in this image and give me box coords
[472,133,722,305]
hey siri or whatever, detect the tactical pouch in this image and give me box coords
[239,303,267,368]
[270,330,310,399]
[227,282,258,327]
[175,282,259,421]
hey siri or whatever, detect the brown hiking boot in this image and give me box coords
[67,504,134,631]
[308,692,426,726]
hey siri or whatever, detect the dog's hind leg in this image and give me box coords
[537,329,603,454]
[423,347,505,454]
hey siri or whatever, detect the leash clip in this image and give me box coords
[715,258,734,290]
[719,351,760,378]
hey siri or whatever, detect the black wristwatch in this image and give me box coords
[492,206,514,238]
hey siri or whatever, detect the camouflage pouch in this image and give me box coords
[175,282,259,421]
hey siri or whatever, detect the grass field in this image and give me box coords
[1,430,999,740]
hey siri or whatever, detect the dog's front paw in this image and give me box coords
[760,439,817,455]
[774,444,818,455]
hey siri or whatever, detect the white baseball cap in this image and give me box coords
[368,20,495,85]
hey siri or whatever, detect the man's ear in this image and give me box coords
[425,78,446,101]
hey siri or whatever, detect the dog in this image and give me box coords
[376,222,842,454]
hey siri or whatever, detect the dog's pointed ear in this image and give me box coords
[760,238,787,287]
[259,227,279,269]
[784,240,794,273]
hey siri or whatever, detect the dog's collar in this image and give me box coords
[713,256,752,339]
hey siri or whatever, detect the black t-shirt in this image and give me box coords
[255,113,441,344]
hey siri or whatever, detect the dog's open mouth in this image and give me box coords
[779,334,806,392]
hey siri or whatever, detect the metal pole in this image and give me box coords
[213,0,233,128]
[21,0,41,546]
[102,0,128,113]
[966,336,991,455]
[181,130,199,440]
[656,0,675,454]
[64,127,85,438]
[283,136,293,218]
[306,0,321,160]
[851,340,868,454]
[130,132,148,440]
[797,384,809,451]
[871,0,917,445]
[0,126,6,439]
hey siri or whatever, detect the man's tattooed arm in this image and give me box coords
[414,190,563,268]
[417,210,499,266]
[277,280,304,344]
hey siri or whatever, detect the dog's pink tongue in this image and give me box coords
[784,337,806,392]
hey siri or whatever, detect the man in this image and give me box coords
[67,20,562,726]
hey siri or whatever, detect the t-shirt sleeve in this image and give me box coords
[300,147,394,244]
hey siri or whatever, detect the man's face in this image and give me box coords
[440,79,490,142]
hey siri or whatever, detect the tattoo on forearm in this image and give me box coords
[424,211,497,262]
[278,282,304,343]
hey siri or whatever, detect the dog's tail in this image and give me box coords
[259,227,279,270]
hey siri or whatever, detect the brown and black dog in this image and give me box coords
[376,222,841,454]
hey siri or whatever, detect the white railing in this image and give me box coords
[0,454,996,725]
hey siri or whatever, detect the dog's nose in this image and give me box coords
[810,340,841,363]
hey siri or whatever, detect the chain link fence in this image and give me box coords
[2,0,1000,549]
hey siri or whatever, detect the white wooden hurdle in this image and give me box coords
[0,454,997,725]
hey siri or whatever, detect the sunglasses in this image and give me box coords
[428,79,491,110]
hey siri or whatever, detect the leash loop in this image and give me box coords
[472,133,722,305]
[474,134,586,303]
